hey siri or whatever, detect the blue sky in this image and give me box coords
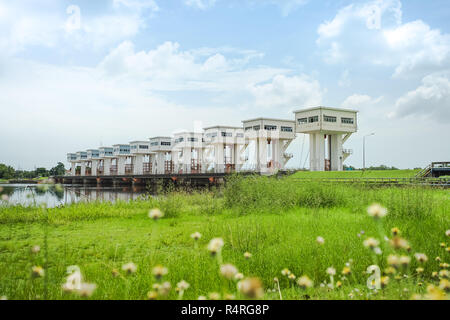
[0,0,449,170]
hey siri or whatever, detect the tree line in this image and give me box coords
[0,162,66,180]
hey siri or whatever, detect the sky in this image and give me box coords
[0,0,449,170]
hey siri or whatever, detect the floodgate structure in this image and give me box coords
[60,106,358,186]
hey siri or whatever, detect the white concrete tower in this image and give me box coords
[112,144,131,175]
[130,141,154,175]
[172,132,206,174]
[99,147,114,176]
[67,153,77,176]
[294,106,358,171]
[203,126,245,173]
[87,149,100,176]
[149,137,173,174]
[76,151,88,176]
[242,118,296,173]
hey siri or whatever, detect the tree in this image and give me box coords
[0,164,15,179]
[49,162,66,176]
[35,167,49,178]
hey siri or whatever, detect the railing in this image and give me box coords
[431,162,450,168]
[143,163,152,175]
[164,161,174,174]
[110,165,118,175]
[191,160,202,174]
[291,177,450,187]
[125,164,134,175]
[415,165,431,178]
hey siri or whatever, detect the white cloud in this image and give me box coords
[250,74,322,110]
[113,0,159,11]
[316,0,450,78]
[0,0,158,54]
[341,94,374,109]
[184,0,308,15]
[0,39,324,168]
[98,40,288,92]
[184,0,217,10]
[383,20,450,77]
[394,72,450,122]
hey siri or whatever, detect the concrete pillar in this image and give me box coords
[183,147,192,174]
[134,155,144,175]
[117,157,126,175]
[315,133,325,171]
[309,133,326,171]
[103,159,111,176]
[330,134,343,171]
[258,138,268,173]
[71,163,76,176]
[80,161,86,176]
[154,154,161,174]
[92,160,98,176]
[215,144,224,173]
[234,144,241,172]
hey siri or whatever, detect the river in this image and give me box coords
[0,184,150,208]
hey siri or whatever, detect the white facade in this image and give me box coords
[130,141,154,175]
[203,126,245,173]
[86,149,100,176]
[172,132,206,174]
[149,137,174,174]
[66,106,358,176]
[76,151,88,176]
[112,144,131,175]
[294,107,358,171]
[99,147,114,176]
[242,118,296,173]
[67,153,77,176]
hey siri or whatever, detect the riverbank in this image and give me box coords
[0,176,449,300]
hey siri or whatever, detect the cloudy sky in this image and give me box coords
[0,0,449,170]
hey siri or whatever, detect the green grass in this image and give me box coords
[0,176,449,300]
[290,169,420,179]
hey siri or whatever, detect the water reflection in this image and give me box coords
[0,184,150,208]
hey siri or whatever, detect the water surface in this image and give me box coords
[0,184,150,208]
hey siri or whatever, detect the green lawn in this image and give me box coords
[0,176,448,300]
[290,169,420,179]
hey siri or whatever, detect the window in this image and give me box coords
[206,132,217,138]
[161,141,171,146]
[139,145,149,149]
[187,137,198,142]
[298,118,307,124]
[324,115,337,122]
[308,116,319,123]
[253,125,261,131]
[245,127,252,131]
[264,125,277,131]
[236,133,244,138]
[131,145,137,149]
[175,137,184,143]
[281,126,293,132]
[151,142,158,146]
[341,117,354,124]
[221,132,232,137]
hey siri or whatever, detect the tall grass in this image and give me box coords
[0,176,448,300]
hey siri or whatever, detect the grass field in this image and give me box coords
[290,169,420,179]
[0,175,449,300]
